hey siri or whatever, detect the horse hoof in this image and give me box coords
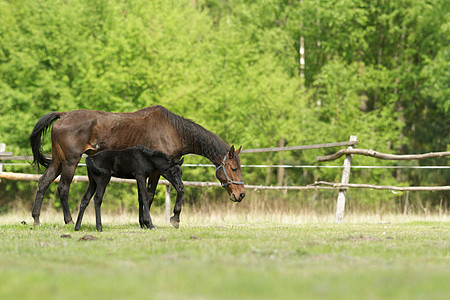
[33,221,40,226]
[170,217,180,229]
[65,220,75,225]
[143,223,155,230]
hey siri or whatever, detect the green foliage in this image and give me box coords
[0,0,448,211]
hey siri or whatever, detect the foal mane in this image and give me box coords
[135,145,170,162]
[157,106,229,164]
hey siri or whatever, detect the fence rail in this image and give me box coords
[3,162,450,169]
[241,141,359,153]
[312,181,450,191]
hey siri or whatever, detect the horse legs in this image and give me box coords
[170,185,185,229]
[137,176,153,229]
[32,163,61,225]
[57,160,80,224]
[74,178,97,231]
[92,177,110,232]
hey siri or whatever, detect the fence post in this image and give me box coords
[165,185,171,224]
[335,135,357,223]
[0,143,5,182]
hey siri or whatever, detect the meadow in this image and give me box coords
[0,210,449,300]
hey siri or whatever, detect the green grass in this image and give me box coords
[0,212,449,300]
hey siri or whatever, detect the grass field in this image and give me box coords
[0,211,449,300]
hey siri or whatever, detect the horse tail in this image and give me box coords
[30,112,61,169]
[86,156,110,176]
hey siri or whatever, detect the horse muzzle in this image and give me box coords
[175,186,184,193]
[231,192,245,202]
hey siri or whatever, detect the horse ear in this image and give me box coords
[177,157,184,166]
[228,145,235,159]
[236,145,242,155]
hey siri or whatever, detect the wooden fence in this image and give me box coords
[1,138,449,223]
[312,136,450,222]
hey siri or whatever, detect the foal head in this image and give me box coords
[215,145,245,202]
[161,157,184,192]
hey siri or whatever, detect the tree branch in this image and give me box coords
[317,149,450,162]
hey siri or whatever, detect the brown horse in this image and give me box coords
[30,105,245,226]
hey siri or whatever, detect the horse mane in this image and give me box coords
[156,106,229,164]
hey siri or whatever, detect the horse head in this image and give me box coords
[215,145,245,202]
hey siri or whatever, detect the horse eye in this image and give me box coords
[231,167,238,172]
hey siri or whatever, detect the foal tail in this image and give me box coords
[85,156,110,176]
[30,112,61,169]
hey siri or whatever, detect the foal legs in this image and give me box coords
[74,179,97,231]
[170,186,185,229]
[92,177,110,232]
[32,163,61,225]
[140,174,160,229]
[147,174,160,208]
[137,176,153,229]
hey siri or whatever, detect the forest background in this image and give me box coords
[0,0,448,214]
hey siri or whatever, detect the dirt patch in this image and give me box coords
[79,235,98,241]
[339,234,380,241]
